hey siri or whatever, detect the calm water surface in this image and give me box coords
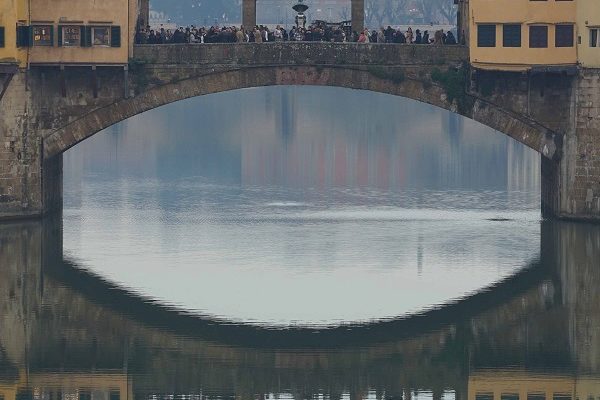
[1,86,600,398]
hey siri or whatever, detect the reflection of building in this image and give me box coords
[507,139,540,192]
[469,371,600,400]
[0,372,131,400]
[469,371,575,400]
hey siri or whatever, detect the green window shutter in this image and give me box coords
[16,25,29,47]
[49,25,54,46]
[110,25,121,47]
[0,27,5,48]
[28,26,33,46]
[80,26,87,46]
[57,25,63,46]
[84,26,92,47]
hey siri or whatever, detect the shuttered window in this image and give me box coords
[529,25,548,48]
[591,29,599,47]
[32,25,53,46]
[503,24,521,47]
[0,27,5,48]
[91,26,110,46]
[16,25,32,47]
[555,24,573,47]
[477,24,496,47]
[110,26,121,47]
[58,25,82,47]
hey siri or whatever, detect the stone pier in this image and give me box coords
[242,0,257,29]
[542,69,600,219]
[351,0,365,33]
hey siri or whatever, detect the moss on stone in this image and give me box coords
[430,65,473,113]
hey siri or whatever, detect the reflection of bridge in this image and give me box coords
[1,42,599,221]
[1,219,600,396]
[2,370,600,400]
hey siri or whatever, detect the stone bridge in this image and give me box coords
[0,43,599,221]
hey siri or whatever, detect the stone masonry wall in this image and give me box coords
[0,72,42,219]
[571,69,600,215]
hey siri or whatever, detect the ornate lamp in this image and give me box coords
[292,0,309,28]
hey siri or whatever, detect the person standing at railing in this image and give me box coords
[254,27,263,43]
[358,30,367,43]
[236,28,245,43]
[406,27,413,44]
[274,26,283,42]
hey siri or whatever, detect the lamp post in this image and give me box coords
[292,0,309,28]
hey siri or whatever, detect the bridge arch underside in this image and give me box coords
[47,252,552,349]
[42,65,558,160]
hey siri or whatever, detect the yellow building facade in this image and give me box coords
[0,0,138,67]
[0,0,28,66]
[576,0,600,67]
[468,0,578,71]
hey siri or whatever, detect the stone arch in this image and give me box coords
[42,65,560,160]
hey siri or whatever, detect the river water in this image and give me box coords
[1,86,600,398]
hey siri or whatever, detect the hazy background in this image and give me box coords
[149,0,456,28]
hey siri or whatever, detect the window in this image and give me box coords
[527,394,545,400]
[501,395,519,400]
[92,27,110,46]
[32,25,53,46]
[0,27,5,48]
[478,24,496,47]
[529,25,548,48]
[476,394,494,400]
[503,24,521,47]
[553,395,571,400]
[61,26,81,46]
[591,28,599,47]
[555,24,574,47]
[78,391,91,400]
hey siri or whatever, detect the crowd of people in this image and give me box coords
[135,23,458,45]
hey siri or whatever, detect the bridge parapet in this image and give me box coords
[132,43,469,67]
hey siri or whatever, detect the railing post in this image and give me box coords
[242,0,257,30]
[351,0,364,33]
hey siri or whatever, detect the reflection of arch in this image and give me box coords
[42,65,559,160]
[44,254,553,349]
